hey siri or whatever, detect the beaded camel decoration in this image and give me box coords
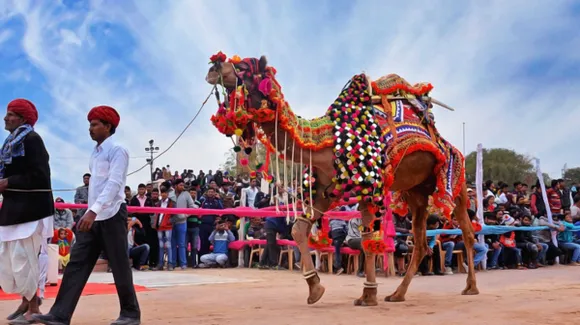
[206,52,479,307]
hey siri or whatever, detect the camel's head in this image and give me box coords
[208,52,277,141]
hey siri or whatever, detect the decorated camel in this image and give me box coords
[206,52,479,306]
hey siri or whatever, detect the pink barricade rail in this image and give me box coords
[50,203,361,220]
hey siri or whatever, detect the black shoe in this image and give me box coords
[31,313,69,325]
[111,316,141,325]
[6,306,27,321]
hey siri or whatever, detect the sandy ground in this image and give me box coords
[1,266,579,325]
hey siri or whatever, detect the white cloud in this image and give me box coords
[1,0,579,196]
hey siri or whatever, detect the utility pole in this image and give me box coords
[462,122,466,154]
[145,139,160,182]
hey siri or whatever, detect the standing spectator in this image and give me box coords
[199,188,224,257]
[186,188,201,268]
[197,170,206,188]
[205,170,214,185]
[557,179,571,211]
[530,183,546,217]
[124,186,132,204]
[73,173,90,230]
[242,179,260,208]
[53,197,74,230]
[546,180,563,219]
[170,179,194,270]
[152,187,174,271]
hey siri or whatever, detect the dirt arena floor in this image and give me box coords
[1,265,579,325]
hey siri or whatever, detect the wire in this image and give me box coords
[127,86,216,177]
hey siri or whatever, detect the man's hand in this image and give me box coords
[78,210,97,232]
[427,247,433,256]
[0,179,8,193]
[536,243,543,251]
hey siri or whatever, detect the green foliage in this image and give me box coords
[465,148,536,185]
[563,167,580,184]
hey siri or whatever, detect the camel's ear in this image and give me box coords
[259,55,268,73]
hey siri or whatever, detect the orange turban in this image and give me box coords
[87,105,120,128]
[7,99,38,127]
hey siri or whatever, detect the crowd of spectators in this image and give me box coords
[52,167,580,277]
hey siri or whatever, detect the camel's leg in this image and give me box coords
[454,184,479,295]
[385,192,428,302]
[292,218,325,305]
[354,204,379,307]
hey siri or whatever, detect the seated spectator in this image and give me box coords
[345,207,364,277]
[152,187,174,271]
[257,185,290,270]
[51,228,73,272]
[516,214,542,269]
[53,197,74,230]
[127,217,150,271]
[438,215,459,275]
[466,210,489,270]
[329,206,349,275]
[419,214,442,276]
[199,220,235,268]
[394,212,412,276]
[499,215,524,269]
[484,212,503,269]
[245,217,266,240]
[557,213,580,265]
[534,213,564,263]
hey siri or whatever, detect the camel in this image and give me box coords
[205,53,479,307]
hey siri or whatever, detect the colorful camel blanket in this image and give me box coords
[325,74,464,218]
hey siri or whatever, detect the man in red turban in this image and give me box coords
[87,105,120,128]
[6,99,39,127]
[0,98,54,323]
[35,105,140,325]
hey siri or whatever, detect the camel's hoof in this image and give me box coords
[384,294,406,302]
[307,284,325,305]
[461,287,480,296]
[353,298,378,306]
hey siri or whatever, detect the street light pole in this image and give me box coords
[145,139,160,182]
[462,122,466,154]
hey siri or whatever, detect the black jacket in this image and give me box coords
[0,131,54,226]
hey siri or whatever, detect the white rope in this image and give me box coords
[299,128,305,217]
[274,110,281,214]
[290,131,298,222]
[284,131,290,223]
[309,148,314,218]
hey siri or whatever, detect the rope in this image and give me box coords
[127,85,216,176]
[274,110,280,214]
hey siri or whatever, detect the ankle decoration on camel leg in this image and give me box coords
[363,281,379,289]
[303,269,317,280]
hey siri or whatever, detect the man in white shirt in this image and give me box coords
[0,99,54,324]
[242,179,259,208]
[34,106,140,325]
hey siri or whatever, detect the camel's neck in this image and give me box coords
[257,103,334,165]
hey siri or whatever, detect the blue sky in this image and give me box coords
[1,0,579,201]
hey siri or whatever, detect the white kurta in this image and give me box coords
[0,216,53,300]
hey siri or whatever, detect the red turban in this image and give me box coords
[7,99,38,127]
[87,105,120,128]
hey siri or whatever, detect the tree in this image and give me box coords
[563,167,580,185]
[464,148,535,186]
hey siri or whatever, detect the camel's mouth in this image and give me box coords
[206,71,221,85]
